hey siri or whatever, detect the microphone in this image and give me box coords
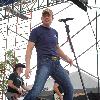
[58,18,74,22]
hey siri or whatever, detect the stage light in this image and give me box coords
[68,0,88,11]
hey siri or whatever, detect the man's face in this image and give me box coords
[41,13,53,26]
[18,67,23,73]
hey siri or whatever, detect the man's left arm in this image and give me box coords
[56,45,73,66]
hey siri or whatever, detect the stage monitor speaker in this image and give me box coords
[37,90,54,100]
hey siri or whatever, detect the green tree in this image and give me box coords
[0,50,19,93]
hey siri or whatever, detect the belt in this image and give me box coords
[50,56,60,61]
[39,56,60,61]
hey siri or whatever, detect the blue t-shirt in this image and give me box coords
[29,25,58,59]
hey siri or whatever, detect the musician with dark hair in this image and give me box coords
[54,70,69,100]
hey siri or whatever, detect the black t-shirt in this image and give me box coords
[7,72,24,93]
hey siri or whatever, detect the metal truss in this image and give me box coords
[0,0,100,100]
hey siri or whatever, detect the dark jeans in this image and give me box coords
[23,57,73,100]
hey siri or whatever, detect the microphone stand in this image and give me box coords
[63,21,89,100]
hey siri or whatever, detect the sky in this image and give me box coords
[0,0,100,87]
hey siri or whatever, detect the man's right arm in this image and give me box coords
[25,41,35,79]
